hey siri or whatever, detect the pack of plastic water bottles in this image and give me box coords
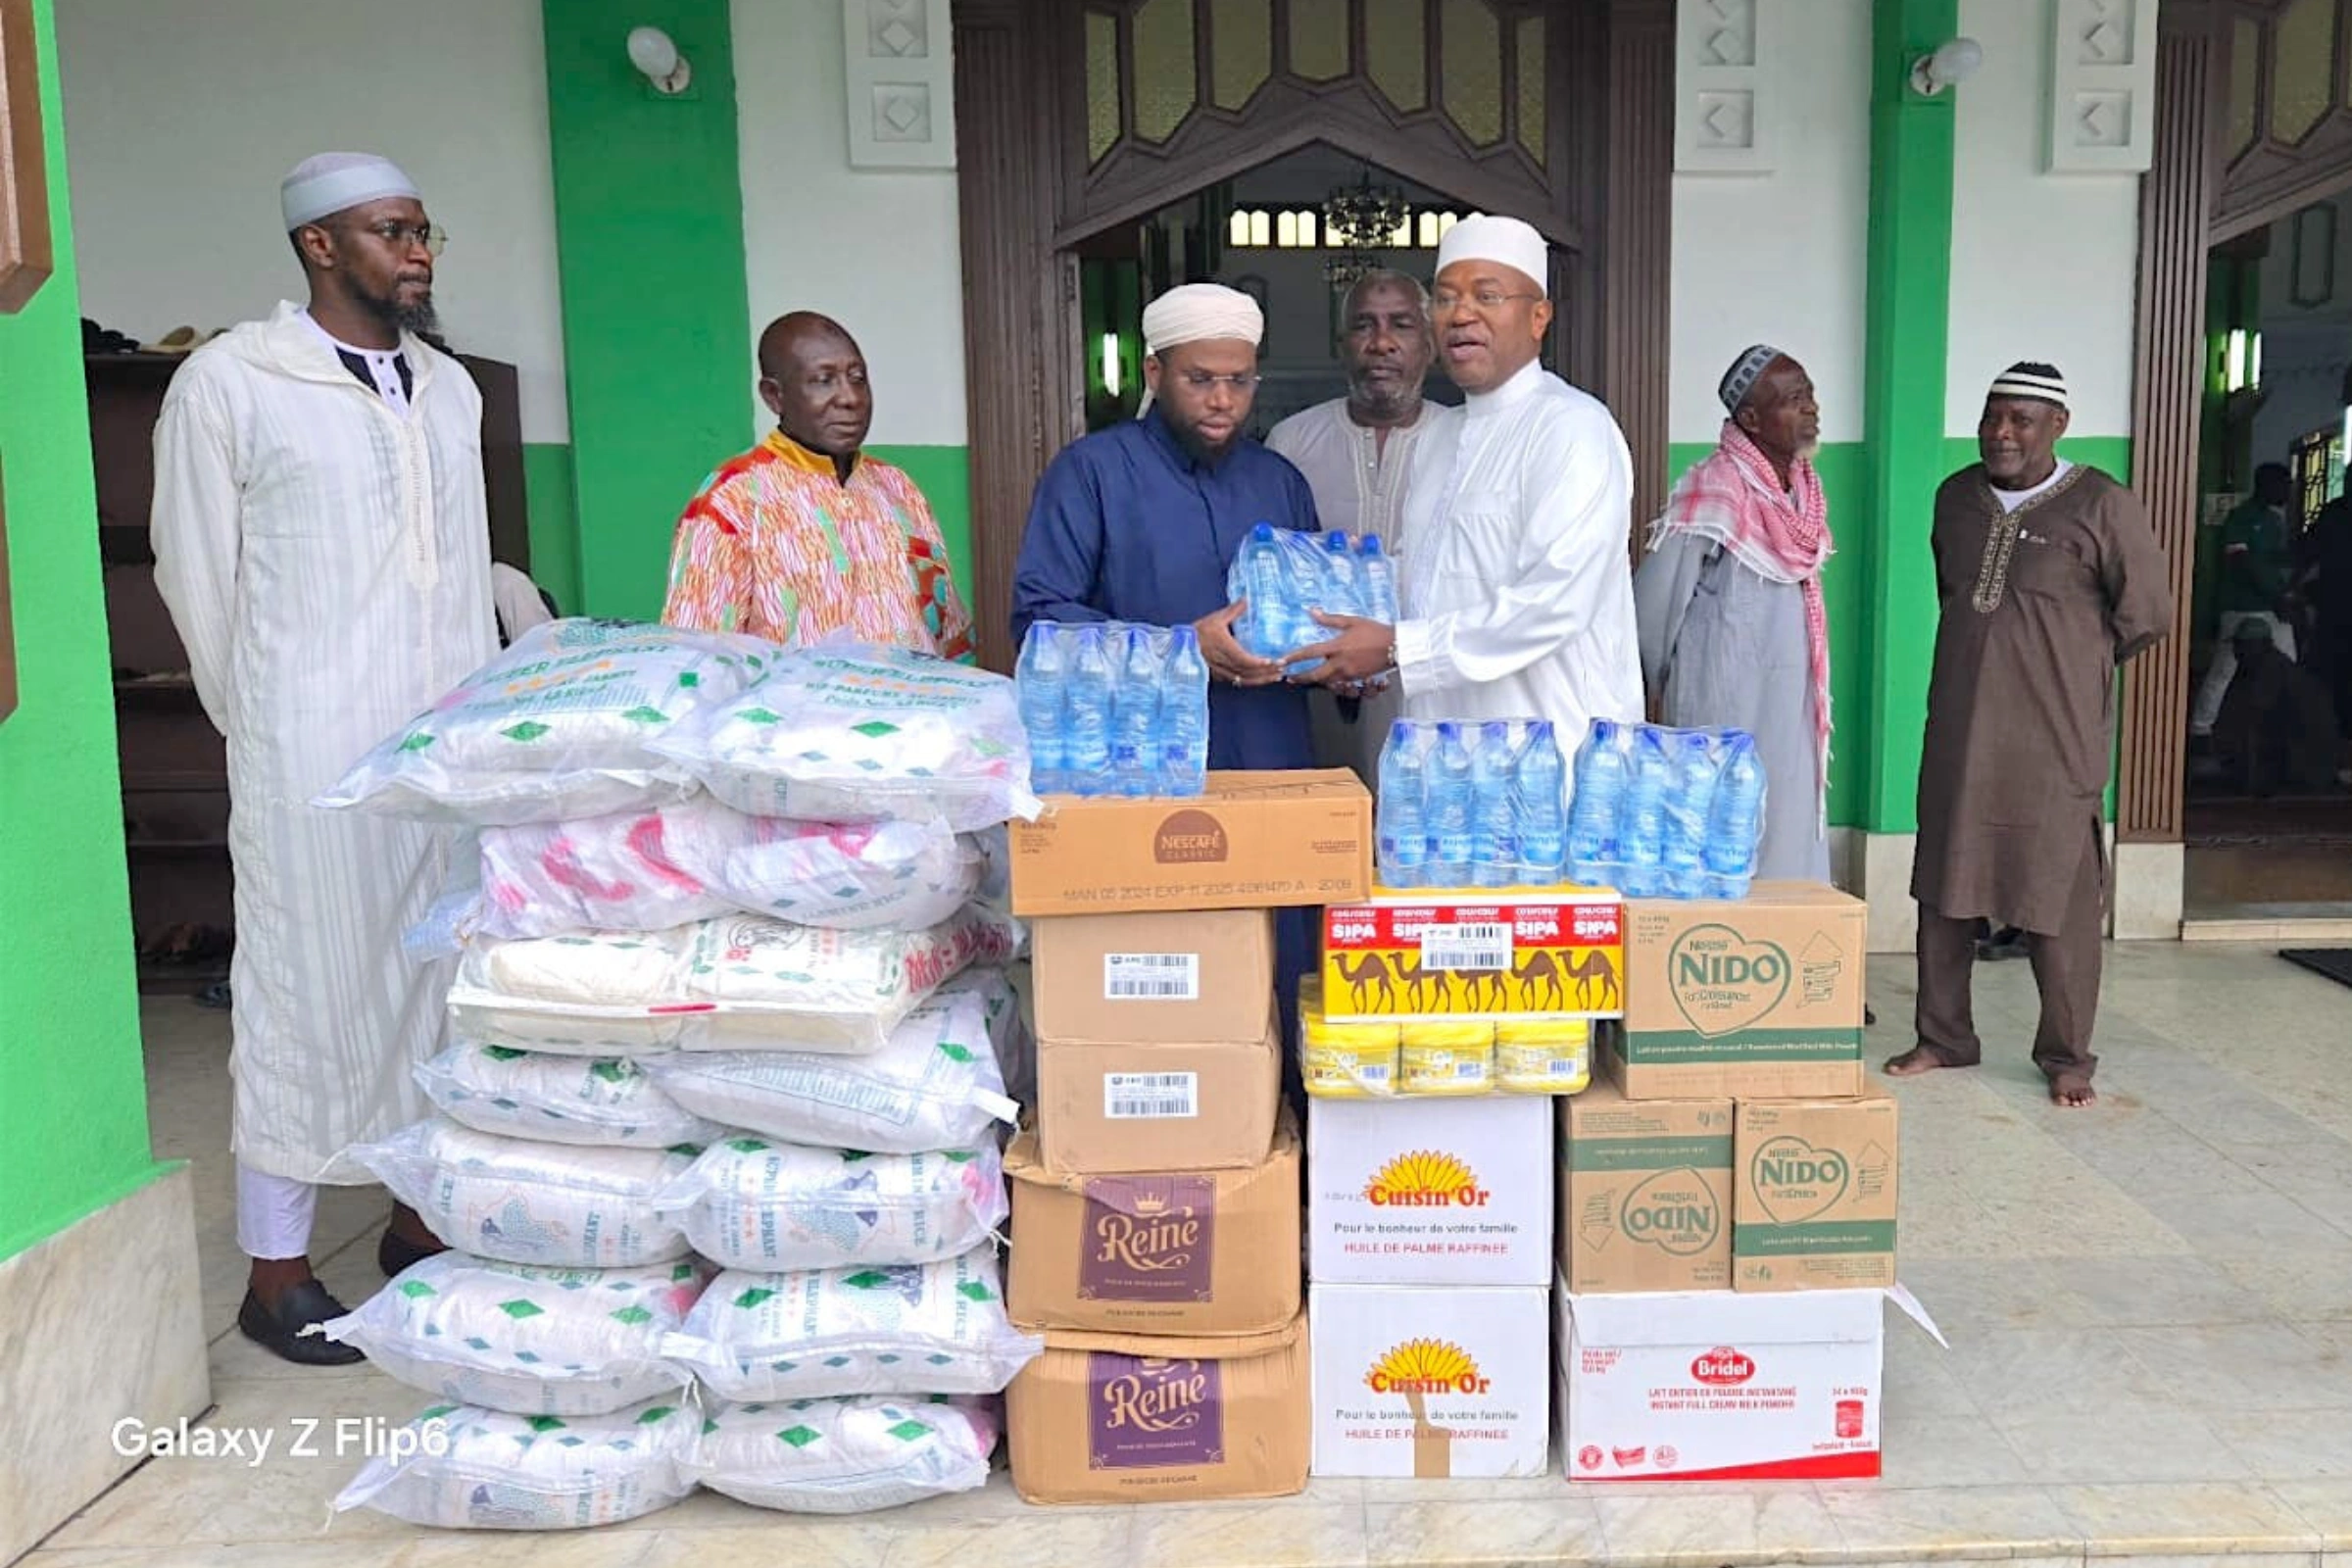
[1373,717,1569,889]
[1225,524,1400,667]
[1013,620,1208,798]
[1566,719,1767,899]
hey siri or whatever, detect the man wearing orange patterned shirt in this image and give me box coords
[662,313,975,659]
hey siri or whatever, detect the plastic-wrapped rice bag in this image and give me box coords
[333,1396,700,1530]
[653,644,1041,831]
[416,1042,724,1149]
[348,1118,699,1269]
[663,1250,1040,1402]
[640,986,1019,1153]
[466,798,984,941]
[318,1253,708,1416]
[446,905,1024,1057]
[318,619,774,825]
[937,965,1033,1110]
[655,1139,1007,1272]
[688,1395,999,1514]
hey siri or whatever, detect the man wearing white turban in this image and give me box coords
[1286,214,1643,771]
[151,153,495,1361]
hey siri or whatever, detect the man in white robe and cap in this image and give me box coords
[152,153,495,1362]
[1286,215,1643,773]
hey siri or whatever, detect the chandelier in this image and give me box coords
[1321,171,1408,251]
[1322,252,1381,289]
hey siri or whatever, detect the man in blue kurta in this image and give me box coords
[1011,281,1322,1108]
[1011,281,1321,771]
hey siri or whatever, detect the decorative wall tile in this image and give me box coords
[846,0,955,169]
[2049,0,2157,172]
[1677,0,1771,174]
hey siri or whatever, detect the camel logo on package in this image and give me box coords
[1690,1347,1757,1386]
[1080,1176,1214,1302]
[1668,924,1792,1037]
[1153,808,1228,864]
[1088,1353,1225,1470]
[1366,1339,1491,1397]
[1749,1136,1851,1223]
[1618,1167,1721,1255]
[1365,1150,1490,1208]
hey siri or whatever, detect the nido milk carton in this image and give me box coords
[1733,1087,1899,1292]
[1558,1076,1733,1293]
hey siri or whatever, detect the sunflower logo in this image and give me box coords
[1365,1150,1488,1207]
[1366,1339,1491,1396]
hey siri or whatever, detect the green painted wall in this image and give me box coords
[541,0,754,623]
[521,442,580,615]
[0,0,167,1262]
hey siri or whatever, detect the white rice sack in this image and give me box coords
[640,987,1018,1153]
[689,1396,998,1514]
[468,798,983,941]
[318,619,775,825]
[333,1396,699,1530]
[416,1043,723,1150]
[938,965,1033,1109]
[446,905,1024,1057]
[656,1140,1007,1273]
[349,1118,699,1269]
[319,1253,708,1416]
[664,1250,1040,1402]
[654,644,1041,831]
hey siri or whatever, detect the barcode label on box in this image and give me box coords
[1104,1072,1200,1119]
[1103,953,1200,1001]
[1420,922,1512,971]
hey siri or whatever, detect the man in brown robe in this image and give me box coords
[1886,364,2173,1107]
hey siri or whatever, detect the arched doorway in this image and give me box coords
[951,0,1673,671]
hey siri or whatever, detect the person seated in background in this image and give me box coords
[663,312,973,658]
[2212,618,2342,795]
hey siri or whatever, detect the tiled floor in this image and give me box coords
[24,941,2352,1568]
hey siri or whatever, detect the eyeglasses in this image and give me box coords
[1177,370,1260,392]
[362,220,448,257]
[1430,288,1541,315]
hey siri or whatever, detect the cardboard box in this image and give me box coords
[1310,1283,1549,1478]
[1009,770,1372,916]
[1322,888,1625,1022]
[1614,882,1866,1100]
[1307,1095,1551,1287]
[1006,1313,1310,1504]
[1032,909,1274,1046]
[1734,1087,1899,1293]
[1558,1280,1886,1481]
[1035,1007,1280,1174]
[1558,1076,1734,1294]
[1005,1116,1301,1336]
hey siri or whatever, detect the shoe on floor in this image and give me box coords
[1977,926,2032,961]
[237,1280,364,1365]
[378,1226,447,1279]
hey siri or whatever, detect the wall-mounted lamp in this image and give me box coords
[1909,37,1984,97]
[2224,328,2263,393]
[628,26,693,94]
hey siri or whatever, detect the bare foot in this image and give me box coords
[2049,1073,2098,1108]
[1884,1046,1960,1078]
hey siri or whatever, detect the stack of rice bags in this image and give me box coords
[313,620,1044,1529]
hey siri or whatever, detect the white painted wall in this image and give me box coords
[1945,0,2140,439]
[1667,0,1874,446]
[55,0,570,443]
[730,0,966,447]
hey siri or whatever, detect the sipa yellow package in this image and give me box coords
[1396,1019,1494,1096]
[1299,979,1400,1099]
[1493,1016,1591,1095]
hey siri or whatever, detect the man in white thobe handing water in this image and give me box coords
[1284,214,1642,769]
[152,153,495,1363]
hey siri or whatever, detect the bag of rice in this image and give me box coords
[333,1396,699,1530]
[319,1253,708,1416]
[318,619,775,825]
[688,1395,999,1514]
[639,986,1018,1153]
[654,643,1041,831]
[466,798,984,941]
[936,965,1032,1109]
[349,1118,699,1269]
[655,1140,1007,1272]
[663,1250,1040,1402]
[447,905,1025,1056]
[415,1043,723,1150]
